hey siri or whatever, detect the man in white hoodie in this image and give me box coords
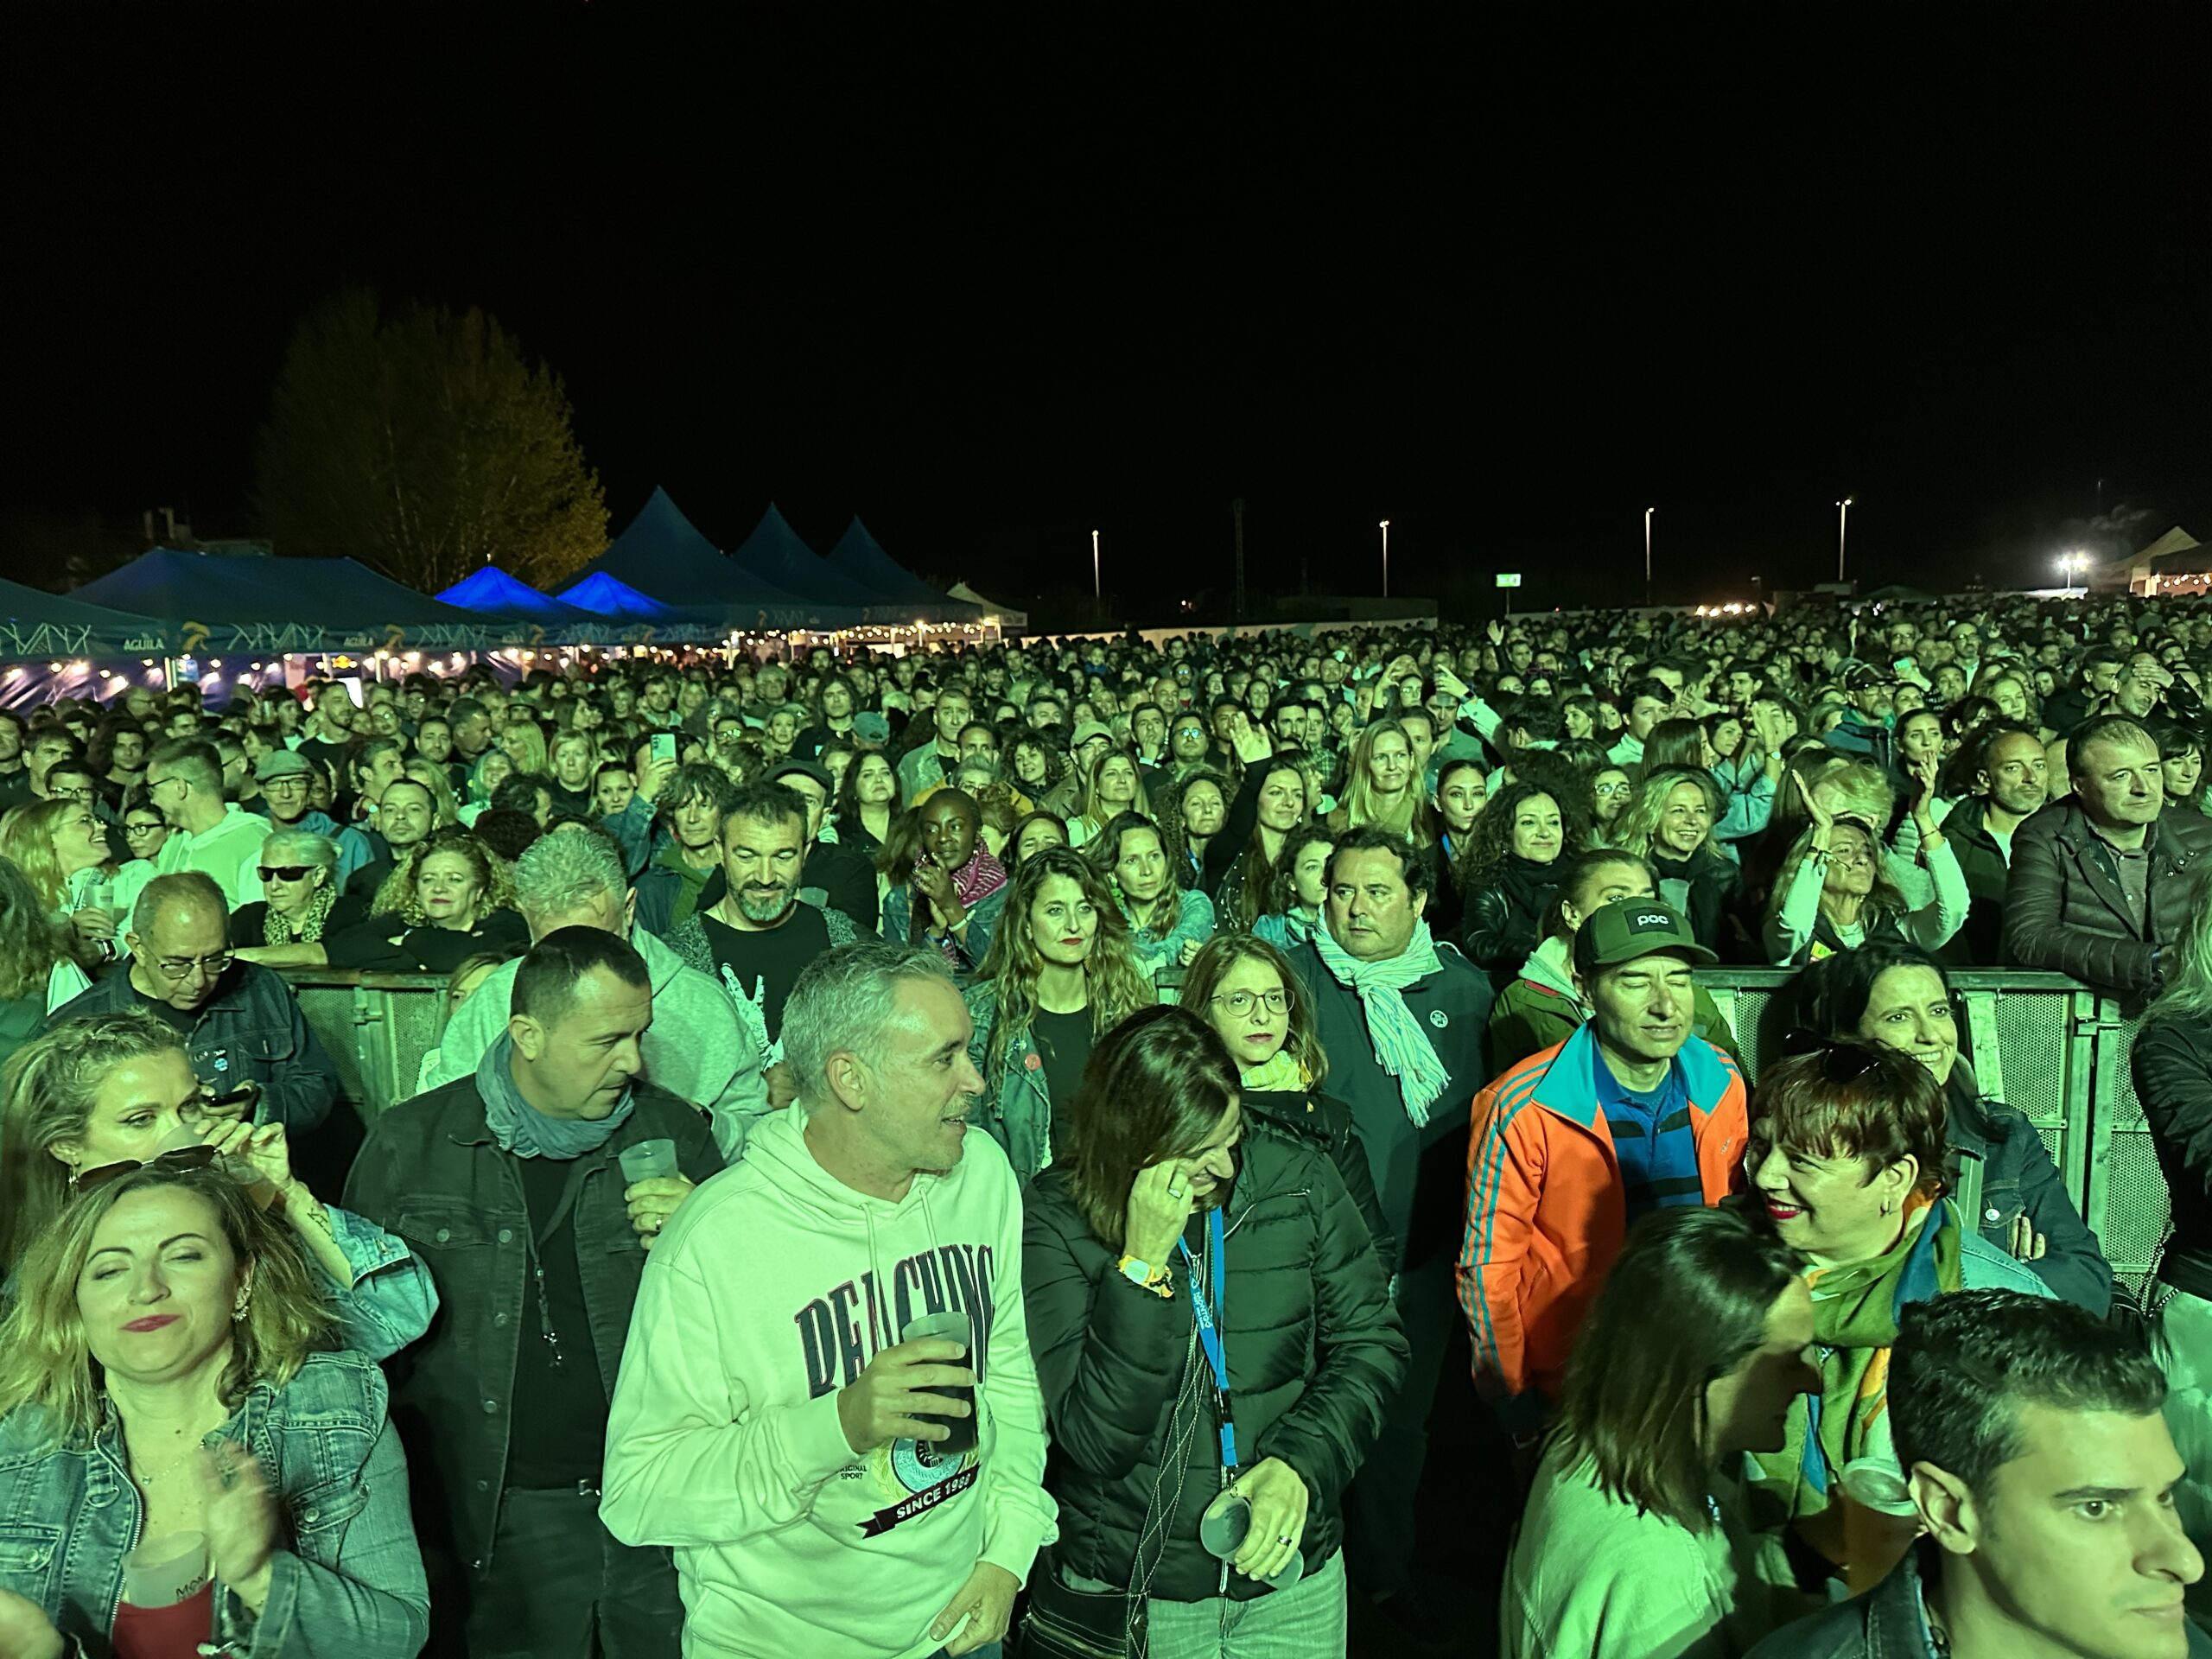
[602,943,1057,1659]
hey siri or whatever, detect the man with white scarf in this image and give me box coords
[1283,824,1493,1652]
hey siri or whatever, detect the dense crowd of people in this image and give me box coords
[0,589,2210,1657]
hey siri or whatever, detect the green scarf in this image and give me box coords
[1237,1050,1309,1095]
[1749,1197,1962,1545]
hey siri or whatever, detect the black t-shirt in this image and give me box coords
[1032,1005,1094,1158]
[131,985,197,1036]
[325,907,530,974]
[296,735,350,779]
[699,905,832,1041]
[504,1153,609,1490]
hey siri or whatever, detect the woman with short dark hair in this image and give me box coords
[1743,1044,2054,1593]
[1792,941,2108,1311]
[1020,1005,1408,1654]
[1505,1205,1817,1659]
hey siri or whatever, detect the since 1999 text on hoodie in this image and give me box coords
[600,1106,1058,1659]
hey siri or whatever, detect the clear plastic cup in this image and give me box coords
[1199,1490,1305,1589]
[901,1308,978,1454]
[617,1139,679,1186]
[122,1530,208,1608]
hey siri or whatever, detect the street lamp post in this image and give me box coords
[1836,497,1854,583]
[1379,519,1390,597]
[1091,529,1100,600]
[1644,506,1655,606]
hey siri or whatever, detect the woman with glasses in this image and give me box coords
[329,830,526,974]
[1018,1006,1406,1656]
[1180,934,1394,1263]
[1742,1043,2053,1595]
[0,1158,429,1656]
[0,1008,434,1357]
[1504,1205,1817,1659]
[0,795,136,975]
[1763,769,1966,965]
[1791,941,2109,1312]
[1588,766,1636,844]
[229,830,370,969]
[118,789,171,867]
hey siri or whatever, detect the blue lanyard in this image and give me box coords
[1178,1206,1236,1470]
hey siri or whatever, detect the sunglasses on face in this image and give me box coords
[257,866,315,883]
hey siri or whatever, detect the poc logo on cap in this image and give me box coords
[1631,910,1673,929]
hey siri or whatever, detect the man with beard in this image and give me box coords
[686,780,865,1110]
[343,775,436,899]
[1935,724,2049,966]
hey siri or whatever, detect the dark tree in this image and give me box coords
[253,288,607,592]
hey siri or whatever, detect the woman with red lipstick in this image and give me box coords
[0,1160,429,1656]
[0,1009,435,1361]
[964,848,1151,1185]
[327,830,527,975]
[1742,1046,2054,1597]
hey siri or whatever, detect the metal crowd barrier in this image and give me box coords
[283,962,2173,1300]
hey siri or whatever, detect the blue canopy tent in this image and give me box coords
[570,488,861,632]
[0,576,175,660]
[728,504,893,619]
[825,517,985,623]
[74,549,500,653]
[434,564,650,646]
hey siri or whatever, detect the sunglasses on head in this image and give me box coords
[72,1141,219,1197]
[1777,1032,1889,1084]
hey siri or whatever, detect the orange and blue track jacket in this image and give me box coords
[1458,1025,1748,1406]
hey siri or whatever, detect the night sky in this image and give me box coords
[6,4,2207,614]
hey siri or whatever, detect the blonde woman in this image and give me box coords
[1764,766,1967,964]
[0,1159,429,1654]
[1066,747,1148,849]
[1326,718,1435,846]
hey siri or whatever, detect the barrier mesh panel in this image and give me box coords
[2093,1019,2174,1298]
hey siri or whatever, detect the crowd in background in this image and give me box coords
[0,590,2210,1658]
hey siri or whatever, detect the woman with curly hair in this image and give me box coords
[1457,779,1581,979]
[963,846,1152,1183]
[1610,765,1743,955]
[1154,767,1232,893]
[327,830,528,973]
[0,861,86,1056]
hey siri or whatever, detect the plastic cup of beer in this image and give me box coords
[901,1308,978,1454]
[618,1138,679,1187]
[122,1531,209,1608]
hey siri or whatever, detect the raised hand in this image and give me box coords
[1124,1158,1196,1268]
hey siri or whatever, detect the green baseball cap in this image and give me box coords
[1573,898,1718,976]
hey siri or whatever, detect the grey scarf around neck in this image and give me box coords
[476,1031,634,1159]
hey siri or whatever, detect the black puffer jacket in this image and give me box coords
[1241,1088,1398,1270]
[1022,1121,1408,1603]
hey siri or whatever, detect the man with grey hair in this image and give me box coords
[419,825,769,1156]
[52,870,339,1132]
[604,942,1055,1659]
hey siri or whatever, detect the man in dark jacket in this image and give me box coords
[1284,827,1492,1645]
[767,757,879,932]
[52,870,340,1134]
[2002,715,2212,1010]
[344,927,723,1659]
[1936,725,2048,967]
[1746,1289,2207,1657]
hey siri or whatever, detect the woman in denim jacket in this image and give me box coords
[0,1012,436,1358]
[0,1159,429,1656]
[963,848,1152,1183]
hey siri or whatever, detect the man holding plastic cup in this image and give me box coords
[602,942,1057,1659]
[345,927,722,1658]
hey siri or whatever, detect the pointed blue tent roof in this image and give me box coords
[825,517,984,621]
[436,565,598,622]
[728,504,888,615]
[554,571,686,621]
[573,488,859,629]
